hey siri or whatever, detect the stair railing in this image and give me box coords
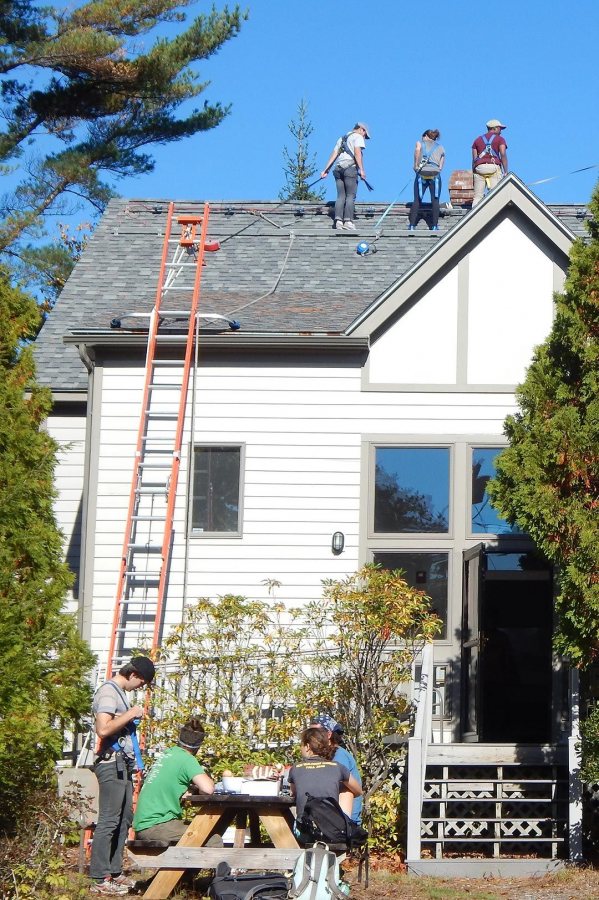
[406,642,434,861]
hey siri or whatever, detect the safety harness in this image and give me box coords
[97,680,145,771]
[332,133,374,191]
[416,139,442,200]
[473,132,504,192]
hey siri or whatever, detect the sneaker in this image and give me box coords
[430,225,440,231]
[112,874,136,888]
[90,878,128,895]
[334,220,344,230]
[343,221,357,231]
[407,225,415,234]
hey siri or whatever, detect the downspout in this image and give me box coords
[77,342,96,643]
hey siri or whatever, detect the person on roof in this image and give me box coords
[471,119,509,206]
[133,717,215,842]
[408,129,445,233]
[310,713,363,823]
[89,656,155,895]
[321,123,371,232]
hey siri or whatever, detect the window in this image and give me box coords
[191,445,242,534]
[471,447,523,535]
[373,551,449,638]
[374,447,450,533]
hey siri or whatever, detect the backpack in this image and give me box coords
[207,861,288,900]
[296,795,368,849]
[288,843,349,900]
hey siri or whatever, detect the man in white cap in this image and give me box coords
[471,119,509,206]
[321,123,371,231]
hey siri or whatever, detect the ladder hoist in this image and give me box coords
[102,202,239,682]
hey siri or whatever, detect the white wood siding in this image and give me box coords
[86,362,518,654]
[46,413,86,615]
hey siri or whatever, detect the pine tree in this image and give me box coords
[279,99,325,202]
[489,183,599,666]
[0,268,95,832]
[0,1,246,252]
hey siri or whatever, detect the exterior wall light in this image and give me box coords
[331,531,345,554]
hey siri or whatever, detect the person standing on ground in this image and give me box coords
[321,123,370,232]
[133,718,215,842]
[471,119,508,206]
[408,129,445,232]
[310,714,363,823]
[89,656,155,896]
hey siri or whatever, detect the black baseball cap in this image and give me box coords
[131,656,156,684]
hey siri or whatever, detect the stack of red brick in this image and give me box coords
[448,170,474,207]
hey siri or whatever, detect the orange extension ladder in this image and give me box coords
[103,202,239,681]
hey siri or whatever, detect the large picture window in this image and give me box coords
[373,551,449,638]
[191,445,242,535]
[374,447,450,533]
[471,447,523,535]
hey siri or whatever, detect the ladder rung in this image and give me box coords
[138,463,173,469]
[135,487,167,495]
[148,384,181,390]
[145,411,179,419]
[141,436,174,443]
[131,515,166,521]
[152,360,183,367]
[124,571,161,580]
[128,543,163,552]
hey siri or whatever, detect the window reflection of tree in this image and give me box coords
[374,465,448,533]
[471,457,492,531]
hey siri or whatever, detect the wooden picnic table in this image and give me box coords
[138,792,299,900]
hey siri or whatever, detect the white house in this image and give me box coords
[34,174,589,872]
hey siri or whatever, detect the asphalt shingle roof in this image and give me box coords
[33,195,590,392]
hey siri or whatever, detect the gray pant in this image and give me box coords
[334,164,358,223]
[137,819,224,845]
[89,758,133,880]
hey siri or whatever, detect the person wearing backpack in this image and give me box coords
[408,129,445,232]
[321,123,370,232]
[471,119,509,206]
[288,727,362,840]
[310,714,362,824]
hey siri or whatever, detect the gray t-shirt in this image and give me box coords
[289,756,350,817]
[93,679,134,760]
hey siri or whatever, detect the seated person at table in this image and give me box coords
[133,718,214,842]
[310,713,363,823]
[288,727,362,838]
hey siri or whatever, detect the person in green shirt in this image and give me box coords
[133,717,214,842]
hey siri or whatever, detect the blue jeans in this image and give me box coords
[89,758,133,880]
[334,164,358,223]
[409,174,441,227]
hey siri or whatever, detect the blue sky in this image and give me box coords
[124,0,599,208]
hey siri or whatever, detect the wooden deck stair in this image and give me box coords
[409,743,569,876]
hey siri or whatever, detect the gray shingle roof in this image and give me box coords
[33,192,590,392]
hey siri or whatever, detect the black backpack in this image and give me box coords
[296,794,368,849]
[208,862,289,900]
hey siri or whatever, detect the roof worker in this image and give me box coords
[89,656,155,896]
[133,717,216,843]
[408,129,445,233]
[471,119,509,206]
[310,713,363,823]
[321,122,371,232]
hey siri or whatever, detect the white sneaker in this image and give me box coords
[343,221,357,231]
[90,878,128,895]
[334,220,344,230]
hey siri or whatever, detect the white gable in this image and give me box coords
[367,215,556,388]
[467,217,554,384]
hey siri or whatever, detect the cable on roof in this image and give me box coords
[527,161,599,187]
[226,231,296,316]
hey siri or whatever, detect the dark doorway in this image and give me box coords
[462,548,553,743]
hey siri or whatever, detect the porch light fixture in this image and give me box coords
[331,531,345,554]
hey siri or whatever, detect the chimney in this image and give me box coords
[449,170,474,207]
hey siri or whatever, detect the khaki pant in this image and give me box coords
[136,819,224,844]
[472,164,502,206]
